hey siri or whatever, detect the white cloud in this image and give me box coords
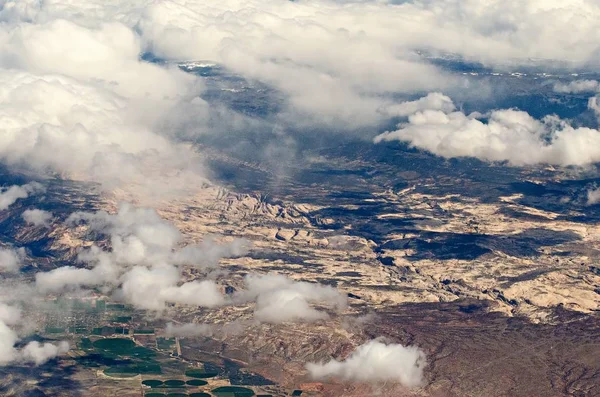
[0,303,68,366]
[375,95,600,166]
[0,0,599,181]
[35,265,112,293]
[36,203,243,312]
[37,257,229,311]
[0,14,210,195]
[21,340,70,365]
[554,80,600,94]
[0,69,205,194]
[306,339,426,388]
[116,266,178,311]
[379,93,456,118]
[236,273,348,323]
[0,182,44,210]
[0,321,19,365]
[65,203,247,270]
[119,266,226,311]
[0,303,21,326]
[0,0,451,129]
[131,0,458,128]
[22,208,53,226]
[9,0,600,69]
[6,0,600,129]
[67,204,183,268]
[172,237,248,267]
[0,247,25,272]
[589,96,600,120]
[0,20,194,99]
[161,279,226,308]
[587,187,600,205]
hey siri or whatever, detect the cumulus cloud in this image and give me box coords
[172,237,248,267]
[9,0,600,66]
[0,303,21,325]
[375,95,600,166]
[161,280,226,307]
[65,203,246,270]
[22,209,53,227]
[35,265,112,293]
[36,203,243,312]
[11,0,452,128]
[0,0,443,130]
[586,187,600,205]
[306,339,426,388]
[236,273,347,323]
[67,204,184,269]
[5,0,600,130]
[0,247,25,272]
[0,0,599,183]
[0,12,210,195]
[0,20,194,99]
[121,0,600,126]
[119,266,226,311]
[38,259,227,312]
[0,182,44,210]
[21,340,70,365]
[589,96,600,119]
[0,303,68,366]
[554,80,600,94]
[379,93,456,118]
[0,320,19,365]
[0,69,205,195]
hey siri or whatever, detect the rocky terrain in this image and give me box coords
[98,141,600,396]
[1,137,600,396]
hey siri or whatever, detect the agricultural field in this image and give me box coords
[24,298,292,396]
